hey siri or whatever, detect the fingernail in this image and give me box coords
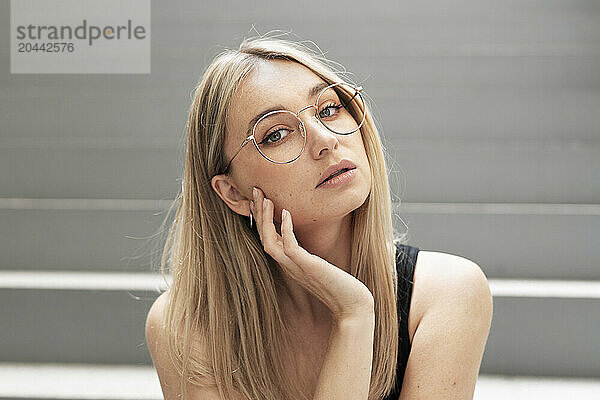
[250,200,254,210]
[253,187,258,198]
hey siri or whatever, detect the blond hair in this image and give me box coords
[156,32,407,400]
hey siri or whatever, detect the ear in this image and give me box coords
[211,174,251,217]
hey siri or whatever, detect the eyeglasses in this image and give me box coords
[219,82,366,175]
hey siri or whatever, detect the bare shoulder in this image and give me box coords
[145,291,171,349]
[407,250,492,345]
[145,291,238,399]
[145,291,185,398]
[398,251,493,399]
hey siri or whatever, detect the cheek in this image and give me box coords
[254,170,296,199]
[267,174,312,202]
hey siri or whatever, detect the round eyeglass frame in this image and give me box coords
[219,82,366,175]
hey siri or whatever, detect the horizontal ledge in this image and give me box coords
[0,271,171,291]
[489,279,600,299]
[1,198,599,215]
[1,271,600,298]
[0,362,599,399]
[399,202,600,215]
[0,362,161,399]
[0,198,178,211]
[0,136,182,149]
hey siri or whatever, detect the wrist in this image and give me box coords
[334,309,375,330]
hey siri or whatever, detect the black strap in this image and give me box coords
[385,242,420,399]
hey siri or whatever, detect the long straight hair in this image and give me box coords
[157,34,407,400]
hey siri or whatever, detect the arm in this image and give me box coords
[399,253,493,400]
[312,309,375,400]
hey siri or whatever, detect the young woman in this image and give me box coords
[145,35,493,400]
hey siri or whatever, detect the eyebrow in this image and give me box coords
[245,81,331,138]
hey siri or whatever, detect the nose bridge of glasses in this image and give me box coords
[296,104,318,122]
[297,104,334,137]
[296,104,341,144]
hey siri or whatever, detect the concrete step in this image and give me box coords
[0,271,167,365]
[1,271,599,376]
[1,204,598,279]
[0,363,599,400]
[403,209,600,280]
[0,206,175,273]
[482,285,600,377]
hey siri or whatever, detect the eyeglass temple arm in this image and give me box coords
[342,85,362,108]
[223,135,253,174]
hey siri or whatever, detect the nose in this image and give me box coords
[297,105,340,157]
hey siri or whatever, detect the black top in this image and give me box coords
[382,242,420,400]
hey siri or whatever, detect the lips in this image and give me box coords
[316,159,357,188]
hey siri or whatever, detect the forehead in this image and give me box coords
[241,59,324,97]
[227,60,328,142]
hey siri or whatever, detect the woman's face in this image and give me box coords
[212,59,371,227]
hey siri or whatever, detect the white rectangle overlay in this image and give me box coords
[10,0,150,74]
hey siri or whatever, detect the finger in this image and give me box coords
[281,208,299,249]
[262,198,281,252]
[278,209,304,279]
[281,209,321,274]
[263,199,282,251]
[260,198,290,268]
[281,209,314,267]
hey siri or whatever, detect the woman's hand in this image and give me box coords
[250,187,374,322]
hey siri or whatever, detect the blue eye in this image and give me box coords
[260,128,291,146]
[319,103,343,119]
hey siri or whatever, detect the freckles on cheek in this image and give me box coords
[267,190,295,214]
[272,189,292,205]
